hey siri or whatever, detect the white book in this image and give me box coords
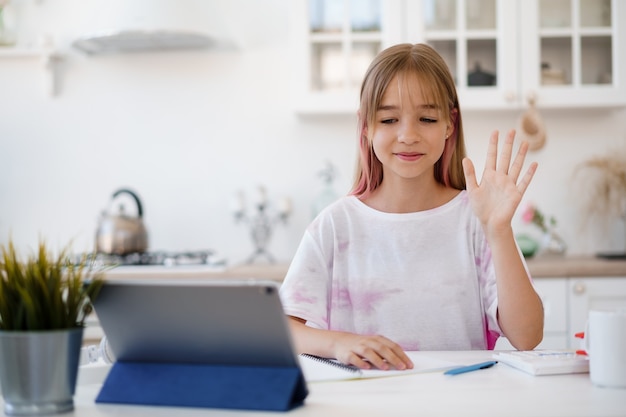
[493,350,589,376]
[299,352,457,382]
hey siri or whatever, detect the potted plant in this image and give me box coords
[0,240,104,416]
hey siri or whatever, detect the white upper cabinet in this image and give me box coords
[292,0,625,113]
[406,0,519,110]
[290,0,404,114]
[518,0,625,108]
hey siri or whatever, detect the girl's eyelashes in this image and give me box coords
[379,117,438,124]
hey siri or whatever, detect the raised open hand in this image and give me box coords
[462,130,538,235]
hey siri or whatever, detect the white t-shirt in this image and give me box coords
[279,191,503,350]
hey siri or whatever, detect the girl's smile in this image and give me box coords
[394,152,424,162]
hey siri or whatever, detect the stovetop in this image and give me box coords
[79,250,225,268]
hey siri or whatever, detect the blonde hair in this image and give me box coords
[350,43,467,198]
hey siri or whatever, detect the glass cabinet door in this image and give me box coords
[410,0,518,109]
[423,0,499,89]
[292,0,395,113]
[521,0,623,107]
[538,0,613,87]
[308,0,383,93]
[579,0,613,86]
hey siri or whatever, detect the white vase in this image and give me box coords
[538,228,567,257]
[0,328,83,415]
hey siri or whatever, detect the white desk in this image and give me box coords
[42,351,626,417]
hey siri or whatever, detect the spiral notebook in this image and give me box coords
[299,352,457,382]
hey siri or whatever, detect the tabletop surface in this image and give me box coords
[50,350,626,417]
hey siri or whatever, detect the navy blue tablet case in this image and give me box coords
[96,362,307,411]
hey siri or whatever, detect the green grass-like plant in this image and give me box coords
[0,240,104,331]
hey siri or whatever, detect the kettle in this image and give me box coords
[95,188,148,255]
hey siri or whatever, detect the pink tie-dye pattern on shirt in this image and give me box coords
[334,287,402,314]
[291,291,317,305]
[486,328,499,350]
[476,245,498,350]
[330,286,405,333]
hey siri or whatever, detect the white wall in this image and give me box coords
[1,0,625,265]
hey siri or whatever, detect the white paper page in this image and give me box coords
[300,352,458,383]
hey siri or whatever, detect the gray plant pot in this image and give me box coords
[0,328,83,416]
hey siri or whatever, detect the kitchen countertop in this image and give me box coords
[242,256,626,279]
[248,256,626,279]
[102,256,626,282]
[102,262,290,282]
[526,254,626,278]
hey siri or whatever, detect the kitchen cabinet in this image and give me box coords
[496,275,626,350]
[0,47,61,96]
[516,0,625,108]
[568,276,626,348]
[289,0,399,114]
[410,0,625,109]
[292,0,625,114]
[405,0,518,110]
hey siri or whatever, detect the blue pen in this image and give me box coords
[444,360,498,375]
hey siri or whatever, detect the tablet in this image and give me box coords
[91,278,300,368]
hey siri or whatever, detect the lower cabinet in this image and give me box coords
[568,277,626,348]
[495,276,626,350]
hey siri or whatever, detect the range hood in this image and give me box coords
[71,0,231,55]
[72,29,215,55]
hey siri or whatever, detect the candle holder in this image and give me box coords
[233,186,291,264]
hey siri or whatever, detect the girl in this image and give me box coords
[279,43,544,371]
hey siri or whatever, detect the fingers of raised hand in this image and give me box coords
[462,157,478,192]
[517,161,539,195]
[488,129,534,189]
[496,130,516,175]
[508,138,531,184]
[484,130,500,172]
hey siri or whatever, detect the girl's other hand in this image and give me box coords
[333,333,414,371]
